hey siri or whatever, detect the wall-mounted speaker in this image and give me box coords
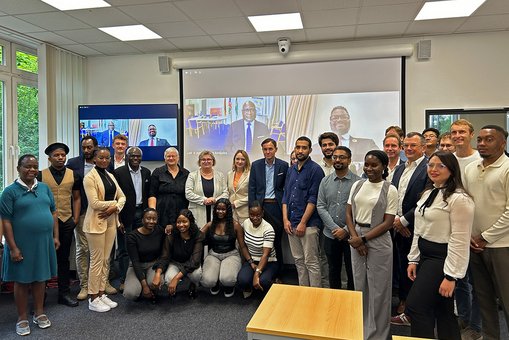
[417,40,431,60]
[158,55,171,73]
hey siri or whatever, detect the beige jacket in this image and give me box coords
[227,170,250,225]
[83,167,126,234]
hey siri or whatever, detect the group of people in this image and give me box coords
[1,112,508,340]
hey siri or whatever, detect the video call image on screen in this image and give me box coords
[79,104,179,162]
[183,92,399,174]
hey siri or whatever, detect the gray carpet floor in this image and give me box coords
[0,269,506,339]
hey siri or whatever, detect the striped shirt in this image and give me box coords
[242,218,277,262]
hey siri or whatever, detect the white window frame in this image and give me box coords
[11,43,38,82]
[0,38,11,73]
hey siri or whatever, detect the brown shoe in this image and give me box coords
[105,283,118,295]
[396,300,406,314]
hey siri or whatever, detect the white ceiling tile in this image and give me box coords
[174,0,243,20]
[0,16,46,33]
[457,14,509,32]
[303,8,359,28]
[356,22,410,38]
[118,2,186,24]
[55,29,117,44]
[107,0,167,5]
[147,21,206,38]
[233,0,300,16]
[196,17,252,35]
[305,26,356,41]
[211,32,263,47]
[406,18,465,35]
[126,38,179,52]
[168,35,221,50]
[358,3,421,24]
[475,0,509,15]
[301,0,361,11]
[65,7,138,27]
[29,31,77,45]
[257,30,307,44]
[363,0,421,6]
[15,12,91,31]
[0,0,56,15]
[85,41,143,55]
[60,44,104,56]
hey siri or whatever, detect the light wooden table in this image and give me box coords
[393,336,433,340]
[246,284,363,340]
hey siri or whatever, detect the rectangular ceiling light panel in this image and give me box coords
[99,25,162,41]
[416,0,486,20]
[41,0,111,11]
[248,13,303,32]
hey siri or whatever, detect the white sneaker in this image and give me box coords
[88,297,110,312]
[99,294,118,309]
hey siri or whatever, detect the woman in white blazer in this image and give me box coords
[227,150,251,225]
[185,150,228,229]
[83,148,125,313]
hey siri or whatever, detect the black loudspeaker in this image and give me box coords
[158,56,171,73]
[417,40,431,60]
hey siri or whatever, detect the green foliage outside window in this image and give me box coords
[16,50,38,74]
[17,84,39,158]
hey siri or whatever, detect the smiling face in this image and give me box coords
[176,214,190,234]
[242,102,256,122]
[262,141,277,162]
[215,202,227,220]
[451,123,474,148]
[329,108,351,136]
[403,135,425,162]
[249,206,263,227]
[423,131,438,148]
[165,149,179,167]
[363,154,384,182]
[383,136,401,159]
[427,155,452,187]
[113,138,127,155]
[332,149,351,172]
[48,148,67,169]
[439,137,455,152]
[18,156,39,184]
[142,210,158,230]
[294,140,311,162]
[127,148,142,169]
[148,125,157,137]
[320,138,337,159]
[199,153,214,171]
[234,152,246,171]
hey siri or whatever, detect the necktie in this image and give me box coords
[246,122,252,152]
[150,138,154,146]
[109,131,113,146]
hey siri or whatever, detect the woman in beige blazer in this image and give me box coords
[83,148,126,313]
[185,150,228,229]
[227,150,251,225]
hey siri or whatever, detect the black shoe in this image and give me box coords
[58,293,79,307]
[188,283,197,299]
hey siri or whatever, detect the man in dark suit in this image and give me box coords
[113,146,151,290]
[328,106,379,162]
[67,136,117,298]
[225,101,270,156]
[390,132,429,324]
[248,138,289,271]
[99,121,120,147]
[139,124,170,146]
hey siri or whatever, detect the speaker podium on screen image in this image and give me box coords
[78,104,179,161]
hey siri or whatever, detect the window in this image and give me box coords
[16,50,38,74]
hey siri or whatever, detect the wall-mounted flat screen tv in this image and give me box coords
[78,104,179,161]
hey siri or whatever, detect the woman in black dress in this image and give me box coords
[148,147,189,229]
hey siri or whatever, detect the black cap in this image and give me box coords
[45,142,70,156]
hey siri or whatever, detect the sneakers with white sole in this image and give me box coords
[88,297,110,312]
[99,294,118,309]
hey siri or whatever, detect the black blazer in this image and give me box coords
[67,156,88,215]
[391,158,430,230]
[114,165,151,229]
[248,157,289,209]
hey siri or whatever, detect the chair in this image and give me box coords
[187,119,205,138]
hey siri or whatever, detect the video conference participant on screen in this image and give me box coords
[225,101,270,155]
[100,121,120,147]
[139,125,170,147]
[328,106,378,162]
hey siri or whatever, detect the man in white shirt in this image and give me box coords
[464,125,509,340]
[112,134,128,169]
[450,118,482,337]
[391,132,429,325]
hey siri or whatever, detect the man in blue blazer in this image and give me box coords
[391,132,430,323]
[99,121,120,147]
[249,137,289,270]
[139,124,170,147]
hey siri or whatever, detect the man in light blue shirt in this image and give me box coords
[317,146,359,289]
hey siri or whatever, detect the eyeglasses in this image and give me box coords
[427,163,447,170]
[332,155,350,160]
[201,158,213,162]
[423,134,438,139]
[330,115,350,121]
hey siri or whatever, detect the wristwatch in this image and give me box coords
[444,274,457,282]
[361,236,368,244]
[255,268,263,275]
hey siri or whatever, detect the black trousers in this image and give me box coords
[323,236,354,290]
[262,201,283,272]
[395,233,413,300]
[406,237,460,340]
[117,206,144,283]
[57,218,76,294]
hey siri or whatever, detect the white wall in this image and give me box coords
[86,30,509,137]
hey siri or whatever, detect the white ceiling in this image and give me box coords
[0,0,508,57]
